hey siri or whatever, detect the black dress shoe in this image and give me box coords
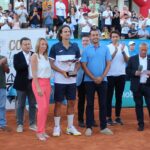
[137,126,144,131]
[78,121,85,128]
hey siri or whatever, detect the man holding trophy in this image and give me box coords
[49,25,81,136]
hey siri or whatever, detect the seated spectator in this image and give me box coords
[43,5,53,32]
[16,2,29,28]
[0,10,12,30]
[69,0,77,13]
[88,6,99,27]
[101,26,110,39]
[63,16,75,39]
[12,13,20,29]
[29,7,40,28]
[128,23,138,39]
[78,13,93,36]
[138,24,150,39]
[102,5,113,31]
[130,17,139,30]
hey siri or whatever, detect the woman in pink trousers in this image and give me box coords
[31,38,51,141]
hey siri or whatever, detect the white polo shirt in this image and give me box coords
[107,43,129,76]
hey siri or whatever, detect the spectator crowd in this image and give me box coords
[0,0,150,39]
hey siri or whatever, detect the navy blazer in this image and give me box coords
[126,54,150,92]
[13,51,33,91]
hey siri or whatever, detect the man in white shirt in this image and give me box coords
[0,10,12,30]
[55,0,66,26]
[126,43,150,131]
[106,31,129,126]
[102,6,113,31]
[78,13,93,36]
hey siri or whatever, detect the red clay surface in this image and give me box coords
[0,101,150,150]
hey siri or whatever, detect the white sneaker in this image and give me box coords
[53,126,61,137]
[43,133,50,138]
[36,133,46,141]
[66,126,81,136]
[16,125,23,133]
[85,128,92,136]
[29,124,37,131]
[100,128,113,135]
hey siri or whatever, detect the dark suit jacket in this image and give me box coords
[126,54,150,92]
[13,51,33,91]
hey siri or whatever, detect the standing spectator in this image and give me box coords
[102,6,113,31]
[63,16,75,39]
[0,56,10,131]
[82,2,90,13]
[138,15,145,29]
[29,0,38,13]
[138,24,150,39]
[16,2,29,28]
[106,31,129,126]
[69,7,78,39]
[77,35,90,128]
[49,25,81,137]
[0,10,12,30]
[55,0,66,26]
[43,5,53,32]
[144,13,150,33]
[31,38,51,141]
[128,23,138,39]
[13,37,37,133]
[12,13,20,29]
[78,13,93,36]
[81,28,113,136]
[126,43,150,131]
[112,5,121,33]
[89,0,99,12]
[14,0,26,11]
[29,7,40,28]
[42,0,52,12]
[120,14,131,39]
[88,6,99,27]
[68,0,77,13]
[8,3,14,18]
[120,5,131,19]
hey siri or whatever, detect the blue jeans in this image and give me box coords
[0,88,7,127]
[16,81,36,125]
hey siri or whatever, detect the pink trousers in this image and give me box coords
[32,78,51,134]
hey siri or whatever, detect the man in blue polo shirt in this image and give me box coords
[81,28,113,136]
[49,25,81,136]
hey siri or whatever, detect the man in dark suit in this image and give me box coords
[13,37,36,133]
[126,43,150,131]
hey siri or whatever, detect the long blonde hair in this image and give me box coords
[35,38,49,60]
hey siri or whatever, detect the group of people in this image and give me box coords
[1,0,150,39]
[0,24,150,141]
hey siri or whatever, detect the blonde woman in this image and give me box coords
[31,38,51,141]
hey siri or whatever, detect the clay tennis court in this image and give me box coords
[0,101,150,150]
